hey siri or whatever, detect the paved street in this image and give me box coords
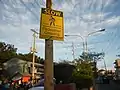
[96,80,120,90]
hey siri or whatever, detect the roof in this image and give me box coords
[22,72,31,76]
[4,58,44,68]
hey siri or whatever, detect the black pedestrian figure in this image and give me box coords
[49,16,55,26]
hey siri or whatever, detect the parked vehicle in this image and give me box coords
[29,86,44,90]
[29,78,56,90]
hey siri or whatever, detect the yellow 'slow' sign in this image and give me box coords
[40,8,64,41]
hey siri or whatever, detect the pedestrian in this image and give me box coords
[49,16,55,26]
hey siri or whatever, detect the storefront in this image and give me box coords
[22,73,31,83]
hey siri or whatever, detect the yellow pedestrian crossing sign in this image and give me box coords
[40,8,64,41]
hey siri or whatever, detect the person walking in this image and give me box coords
[49,16,55,26]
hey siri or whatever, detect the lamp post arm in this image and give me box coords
[87,29,105,37]
[65,34,85,53]
[76,35,84,41]
[65,34,84,41]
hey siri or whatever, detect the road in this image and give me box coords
[96,80,120,90]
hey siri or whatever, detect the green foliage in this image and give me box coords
[73,61,93,79]
[80,52,105,61]
[71,52,105,89]
[0,42,44,81]
[71,60,93,89]
[58,60,71,64]
[0,42,17,63]
[0,42,44,63]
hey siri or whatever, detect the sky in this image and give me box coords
[0,0,120,70]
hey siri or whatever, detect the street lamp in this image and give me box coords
[87,29,105,36]
[65,29,105,54]
[85,29,105,53]
[65,29,105,90]
[65,34,85,53]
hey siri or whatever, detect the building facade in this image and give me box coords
[3,58,44,81]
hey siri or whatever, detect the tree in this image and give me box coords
[71,59,93,89]
[54,61,75,84]
[80,52,105,62]
[71,52,105,89]
[0,42,17,63]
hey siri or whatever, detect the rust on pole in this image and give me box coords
[44,0,54,90]
[46,0,52,8]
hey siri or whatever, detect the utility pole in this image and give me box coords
[31,29,38,85]
[44,0,54,90]
[72,42,75,60]
[103,58,107,71]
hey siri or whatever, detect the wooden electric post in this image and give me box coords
[44,0,54,90]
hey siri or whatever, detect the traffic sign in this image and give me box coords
[40,8,64,41]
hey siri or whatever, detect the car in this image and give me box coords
[29,86,44,90]
[28,79,44,90]
[29,78,56,90]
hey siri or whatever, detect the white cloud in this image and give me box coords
[22,0,34,3]
[0,0,120,67]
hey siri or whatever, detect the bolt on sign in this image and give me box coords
[40,8,64,41]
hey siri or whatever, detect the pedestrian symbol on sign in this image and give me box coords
[49,16,55,26]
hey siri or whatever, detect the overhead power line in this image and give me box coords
[19,0,39,20]
[34,0,41,7]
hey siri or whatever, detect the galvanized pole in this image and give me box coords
[32,33,35,85]
[72,42,75,60]
[31,29,38,85]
